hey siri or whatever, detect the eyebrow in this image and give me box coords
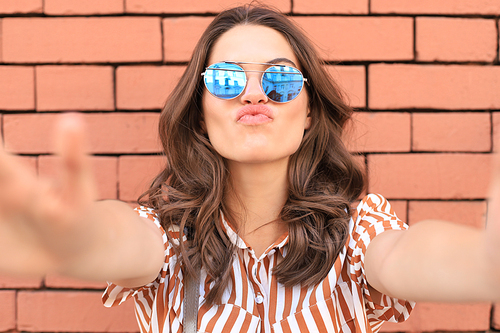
[223,58,298,68]
[267,58,298,67]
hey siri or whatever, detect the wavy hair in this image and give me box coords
[140,4,366,305]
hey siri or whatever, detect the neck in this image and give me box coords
[225,159,289,237]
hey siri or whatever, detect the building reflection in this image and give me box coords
[205,65,303,102]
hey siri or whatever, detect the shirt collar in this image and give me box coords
[220,212,289,256]
[220,212,248,250]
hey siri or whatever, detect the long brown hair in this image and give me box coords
[140,4,366,305]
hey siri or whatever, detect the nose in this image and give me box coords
[240,74,268,104]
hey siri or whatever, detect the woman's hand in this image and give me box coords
[0,113,164,286]
[485,152,500,284]
[0,113,97,277]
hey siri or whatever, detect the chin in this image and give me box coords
[225,151,295,166]
[214,142,302,166]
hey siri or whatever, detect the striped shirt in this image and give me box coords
[103,193,415,333]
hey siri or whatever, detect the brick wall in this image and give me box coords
[0,0,499,332]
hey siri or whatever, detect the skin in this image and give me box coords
[201,25,310,256]
[0,24,498,303]
[0,114,164,287]
[201,25,310,166]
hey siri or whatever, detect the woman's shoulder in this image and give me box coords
[134,206,181,244]
[353,193,399,219]
[349,193,408,240]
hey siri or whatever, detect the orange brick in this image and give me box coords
[39,155,118,200]
[408,200,487,228]
[0,274,42,288]
[84,113,161,154]
[163,17,213,62]
[36,66,114,111]
[372,0,500,15]
[381,303,491,332]
[387,199,407,223]
[4,113,161,154]
[292,17,413,61]
[3,17,162,63]
[116,65,185,110]
[17,291,138,332]
[493,303,500,330]
[417,17,497,62]
[345,112,411,153]
[368,153,491,199]
[413,112,491,152]
[0,66,35,110]
[353,154,366,173]
[0,0,42,14]
[118,155,166,202]
[3,114,57,154]
[353,155,368,200]
[294,0,368,14]
[369,64,500,110]
[44,0,124,15]
[44,274,107,289]
[327,66,366,108]
[0,291,15,331]
[126,0,291,13]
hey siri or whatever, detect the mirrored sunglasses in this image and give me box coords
[201,61,307,103]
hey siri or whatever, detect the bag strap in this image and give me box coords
[183,264,200,333]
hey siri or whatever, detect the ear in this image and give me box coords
[304,108,312,130]
[304,116,311,130]
[200,118,207,134]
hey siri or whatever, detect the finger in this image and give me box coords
[55,113,96,205]
[0,138,10,180]
[0,127,12,171]
[487,152,500,230]
[55,113,88,172]
[0,138,34,184]
[0,148,38,214]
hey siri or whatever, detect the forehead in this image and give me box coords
[208,24,299,66]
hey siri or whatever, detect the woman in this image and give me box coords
[0,4,499,333]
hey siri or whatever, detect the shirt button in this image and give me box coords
[255,293,264,304]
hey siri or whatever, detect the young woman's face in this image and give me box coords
[201,24,310,166]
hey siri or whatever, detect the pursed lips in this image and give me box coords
[236,105,274,125]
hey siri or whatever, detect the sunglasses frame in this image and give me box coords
[201,61,308,103]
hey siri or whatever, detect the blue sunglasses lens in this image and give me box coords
[203,63,305,103]
[262,66,304,103]
[203,63,246,99]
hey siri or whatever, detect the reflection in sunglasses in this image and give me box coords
[202,62,307,103]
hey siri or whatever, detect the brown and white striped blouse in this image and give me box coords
[103,193,415,333]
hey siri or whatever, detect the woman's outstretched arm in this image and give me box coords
[0,114,164,288]
[365,156,500,302]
